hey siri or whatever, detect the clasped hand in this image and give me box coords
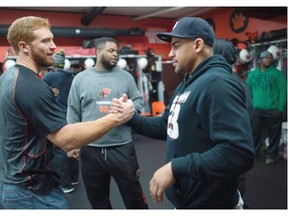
[110,93,133,114]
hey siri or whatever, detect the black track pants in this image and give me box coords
[80,143,148,209]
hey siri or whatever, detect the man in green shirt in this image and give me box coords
[247,51,287,165]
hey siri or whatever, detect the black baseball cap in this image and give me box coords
[157,17,215,47]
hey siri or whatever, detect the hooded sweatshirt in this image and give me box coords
[129,55,255,208]
[246,65,287,112]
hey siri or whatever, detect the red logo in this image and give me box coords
[99,88,111,98]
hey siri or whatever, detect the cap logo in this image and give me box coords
[172,21,178,30]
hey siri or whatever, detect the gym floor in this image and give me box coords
[66,133,287,209]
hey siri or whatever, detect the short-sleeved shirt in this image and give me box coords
[0,65,67,185]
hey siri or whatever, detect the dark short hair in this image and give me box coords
[94,37,117,50]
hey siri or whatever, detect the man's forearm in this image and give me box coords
[129,114,167,140]
[48,114,121,151]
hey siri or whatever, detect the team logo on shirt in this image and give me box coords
[99,88,111,98]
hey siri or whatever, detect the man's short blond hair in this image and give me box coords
[7,16,51,54]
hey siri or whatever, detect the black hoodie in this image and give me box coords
[130,55,255,208]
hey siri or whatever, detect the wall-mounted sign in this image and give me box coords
[230,9,249,33]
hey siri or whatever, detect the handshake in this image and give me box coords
[67,94,135,159]
[109,93,135,122]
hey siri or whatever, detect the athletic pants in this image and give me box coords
[80,143,148,209]
[252,109,283,159]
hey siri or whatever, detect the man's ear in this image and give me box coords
[18,41,29,54]
[193,38,205,53]
[96,48,101,56]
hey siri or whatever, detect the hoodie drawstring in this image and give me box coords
[101,147,107,160]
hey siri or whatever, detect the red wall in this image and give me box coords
[202,7,286,42]
[0,8,173,62]
[0,7,286,63]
